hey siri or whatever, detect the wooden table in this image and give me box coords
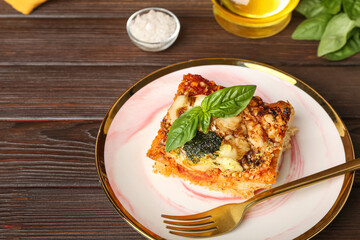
[1,1,359,239]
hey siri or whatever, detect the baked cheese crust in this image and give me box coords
[147,74,296,198]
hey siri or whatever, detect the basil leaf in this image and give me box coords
[356,17,360,26]
[166,84,256,150]
[199,112,211,133]
[165,106,203,152]
[292,14,333,40]
[295,0,328,18]
[318,13,356,56]
[326,29,360,60]
[343,0,360,20]
[201,85,256,118]
[323,0,342,14]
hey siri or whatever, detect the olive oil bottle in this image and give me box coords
[221,0,289,18]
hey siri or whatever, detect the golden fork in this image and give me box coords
[162,157,359,238]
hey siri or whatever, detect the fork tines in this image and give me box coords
[162,214,219,237]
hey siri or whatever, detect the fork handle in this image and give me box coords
[247,157,359,207]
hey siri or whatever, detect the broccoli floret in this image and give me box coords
[183,131,222,163]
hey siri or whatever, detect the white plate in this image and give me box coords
[96,59,354,240]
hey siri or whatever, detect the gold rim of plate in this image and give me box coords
[95,58,355,240]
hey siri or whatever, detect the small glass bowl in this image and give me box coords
[126,7,180,52]
[212,0,300,39]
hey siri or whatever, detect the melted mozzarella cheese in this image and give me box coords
[193,94,206,107]
[214,157,243,172]
[168,94,207,123]
[213,116,242,131]
[213,144,243,172]
[217,144,237,159]
[169,143,242,173]
[168,95,189,124]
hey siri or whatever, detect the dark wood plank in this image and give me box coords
[0,120,359,188]
[1,65,359,119]
[0,0,213,18]
[0,187,144,239]
[0,120,100,187]
[0,66,157,119]
[0,17,359,66]
[1,186,360,239]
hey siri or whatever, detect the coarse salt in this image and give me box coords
[129,10,177,43]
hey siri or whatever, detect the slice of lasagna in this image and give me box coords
[147,74,296,199]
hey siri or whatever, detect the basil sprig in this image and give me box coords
[292,0,360,60]
[165,85,256,152]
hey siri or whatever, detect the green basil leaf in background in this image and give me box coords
[165,106,203,152]
[356,17,360,26]
[199,112,211,133]
[323,0,342,14]
[201,85,256,118]
[318,13,356,56]
[343,0,360,20]
[295,0,328,18]
[292,13,333,40]
[326,29,360,60]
